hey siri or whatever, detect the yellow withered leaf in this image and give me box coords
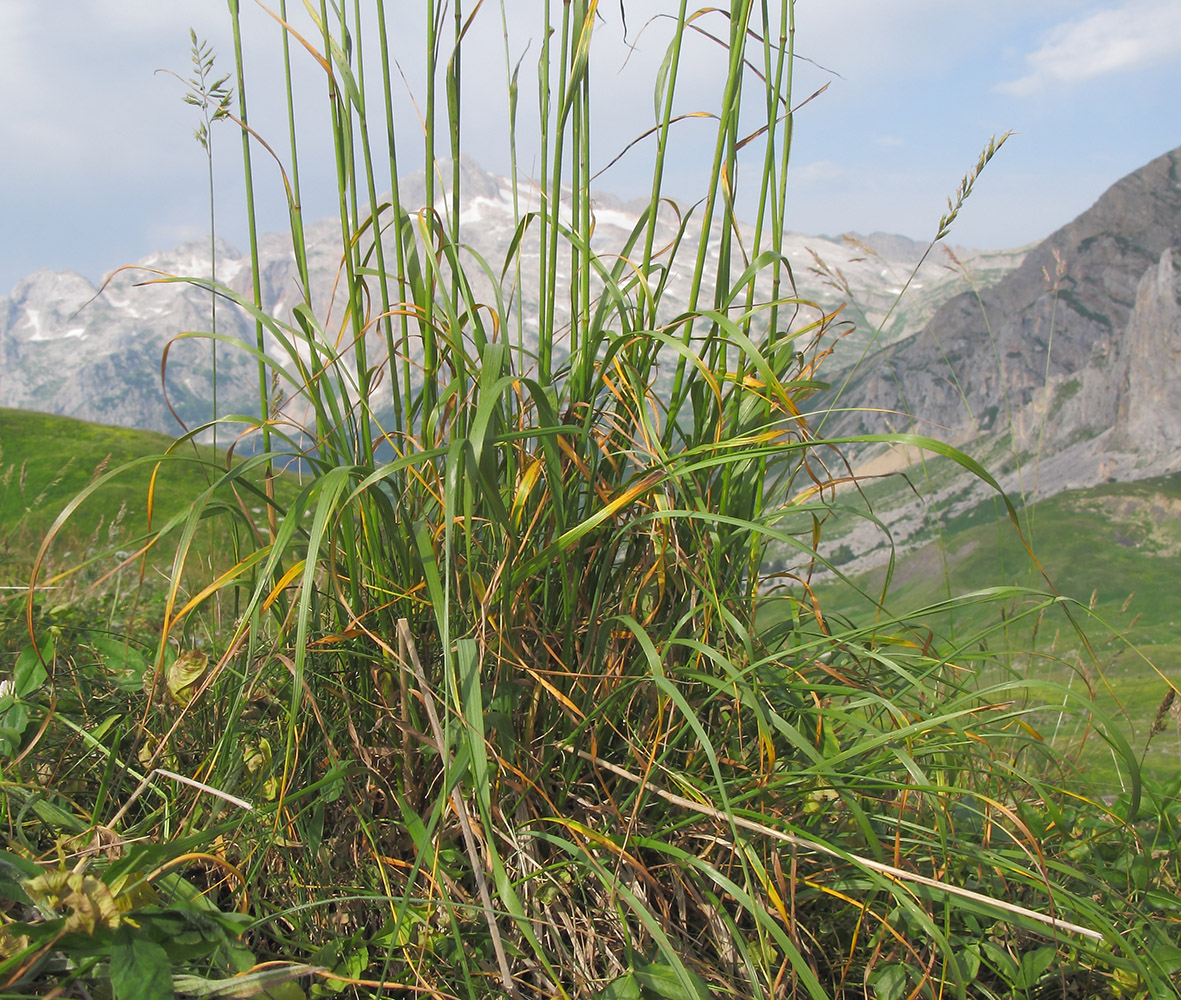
[168,650,210,706]
[245,738,279,801]
[23,870,121,935]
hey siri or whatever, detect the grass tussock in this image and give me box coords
[2,3,1179,999]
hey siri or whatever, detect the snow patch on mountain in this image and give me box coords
[0,157,1025,438]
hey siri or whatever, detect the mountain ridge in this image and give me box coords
[0,158,1024,437]
[799,145,1181,573]
[837,146,1181,477]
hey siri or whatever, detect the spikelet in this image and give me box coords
[935,132,1013,242]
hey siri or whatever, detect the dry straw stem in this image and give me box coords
[397,618,518,998]
[568,747,1105,942]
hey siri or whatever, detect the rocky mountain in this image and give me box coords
[835,145,1181,495]
[0,248,261,433]
[0,158,1021,437]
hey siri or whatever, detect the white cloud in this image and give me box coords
[790,160,851,186]
[0,1,31,91]
[997,0,1181,95]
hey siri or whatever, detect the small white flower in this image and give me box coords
[0,679,14,700]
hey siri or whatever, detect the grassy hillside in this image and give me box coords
[0,407,287,586]
[7,404,1175,785]
[808,473,1181,787]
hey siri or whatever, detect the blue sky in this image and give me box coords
[2,0,1179,294]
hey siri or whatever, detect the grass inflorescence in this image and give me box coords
[2,3,1179,998]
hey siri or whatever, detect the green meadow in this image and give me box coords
[2,408,255,547]
[0,407,296,591]
[804,472,1181,789]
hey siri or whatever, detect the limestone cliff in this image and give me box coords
[835,146,1181,490]
[1114,246,1181,454]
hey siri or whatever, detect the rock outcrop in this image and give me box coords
[1114,246,1181,453]
[836,146,1181,490]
